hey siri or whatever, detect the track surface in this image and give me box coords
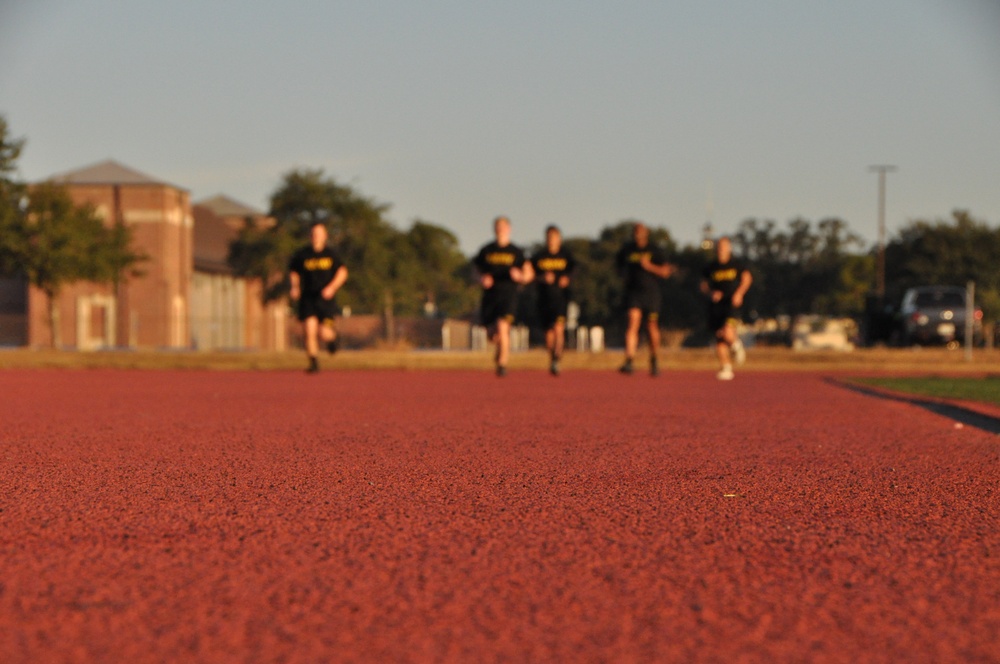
[1,369,997,663]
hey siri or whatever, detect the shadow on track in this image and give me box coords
[827,378,1000,436]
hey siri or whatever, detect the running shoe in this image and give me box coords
[732,339,746,366]
[326,337,339,355]
[550,359,560,376]
[306,357,320,374]
[717,365,734,381]
[649,356,659,377]
[496,365,507,378]
[618,360,634,375]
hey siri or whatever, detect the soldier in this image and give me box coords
[700,236,752,380]
[531,225,576,376]
[473,216,534,376]
[616,223,676,376]
[288,222,348,373]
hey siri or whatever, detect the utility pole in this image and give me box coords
[701,184,715,251]
[965,281,975,362]
[869,165,897,300]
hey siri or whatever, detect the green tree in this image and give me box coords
[0,115,25,188]
[733,216,867,318]
[0,115,28,276]
[809,218,868,316]
[99,217,148,295]
[227,215,301,303]
[1,119,146,346]
[884,210,1000,319]
[229,168,478,323]
[230,168,396,313]
[2,182,143,346]
[661,244,711,331]
[817,253,875,315]
[402,220,478,317]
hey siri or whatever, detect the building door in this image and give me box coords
[76,295,116,350]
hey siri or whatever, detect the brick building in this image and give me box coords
[21,160,193,349]
[191,195,288,351]
[0,160,288,350]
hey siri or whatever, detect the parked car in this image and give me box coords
[896,286,982,349]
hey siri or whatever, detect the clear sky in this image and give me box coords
[2,0,998,254]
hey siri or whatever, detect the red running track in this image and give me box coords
[0,369,997,663]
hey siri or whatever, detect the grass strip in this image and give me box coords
[851,376,1000,406]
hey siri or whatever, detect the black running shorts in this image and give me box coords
[624,290,661,321]
[481,284,518,327]
[537,291,569,329]
[298,294,340,323]
[708,300,740,332]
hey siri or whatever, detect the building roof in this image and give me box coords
[192,204,238,274]
[192,196,273,274]
[194,194,264,218]
[48,159,186,190]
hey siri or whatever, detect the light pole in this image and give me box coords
[869,165,897,300]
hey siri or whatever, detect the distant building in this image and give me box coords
[25,160,193,349]
[0,160,289,350]
[191,195,288,351]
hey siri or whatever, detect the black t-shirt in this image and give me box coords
[532,248,575,299]
[702,259,748,301]
[473,241,527,285]
[616,241,668,294]
[288,245,344,296]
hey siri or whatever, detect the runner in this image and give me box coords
[288,222,348,374]
[531,225,576,376]
[700,236,752,380]
[473,216,534,376]
[616,222,676,376]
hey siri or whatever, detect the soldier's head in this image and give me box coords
[633,222,649,247]
[716,236,732,262]
[494,216,511,245]
[310,222,328,250]
[545,224,561,253]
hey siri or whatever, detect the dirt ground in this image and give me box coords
[2,345,999,374]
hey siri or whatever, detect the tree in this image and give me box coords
[1,116,147,346]
[98,217,148,295]
[810,218,869,316]
[402,220,478,317]
[0,115,27,276]
[819,253,875,316]
[227,215,301,303]
[230,168,395,312]
[0,115,24,184]
[884,210,1000,319]
[1,118,143,346]
[1,182,144,346]
[661,244,712,331]
[228,168,480,323]
[732,216,868,318]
